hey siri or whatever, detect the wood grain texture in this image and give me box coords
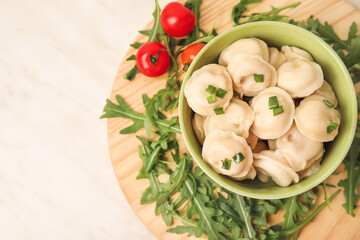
[107,0,360,239]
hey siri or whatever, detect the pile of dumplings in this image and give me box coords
[184,38,341,187]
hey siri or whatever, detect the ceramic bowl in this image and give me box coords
[178,21,357,199]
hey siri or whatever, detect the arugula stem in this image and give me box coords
[145,145,161,172]
[159,160,178,167]
[322,182,332,210]
[172,214,197,227]
[281,189,340,236]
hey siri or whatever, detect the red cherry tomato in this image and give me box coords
[160,2,196,37]
[181,43,206,67]
[136,42,170,77]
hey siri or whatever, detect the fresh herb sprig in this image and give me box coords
[102,0,360,239]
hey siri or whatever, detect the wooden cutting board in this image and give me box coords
[107,0,360,239]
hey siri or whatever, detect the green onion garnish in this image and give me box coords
[269,96,279,109]
[216,88,227,98]
[243,96,253,103]
[221,158,231,170]
[272,106,284,116]
[206,85,216,94]
[327,122,339,134]
[233,91,239,97]
[323,99,334,108]
[207,93,217,104]
[214,107,225,115]
[233,152,245,164]
[254,74,264,83]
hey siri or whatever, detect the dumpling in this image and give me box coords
[275,123,324,171]
[184,64,233,116]
[250,87,295,139]
[219,38,269,66]
[232,166,257,181]
[204,98,254,138]
[253,141,268,153]
[268,139,277,151]
[294,94,341,142]
[246,130,258,150]
[314,80,338,108]
[253,150,299,187]
[202,131,253,179]
[227,54,277,96]
[298,157,322,180]
[281,46,314,62]
[192,114,206,145]
[277,59,324,98]
[268,47,286,69]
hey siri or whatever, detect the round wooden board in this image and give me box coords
[107,0,360,239]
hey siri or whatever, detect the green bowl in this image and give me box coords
[179,21,357,199]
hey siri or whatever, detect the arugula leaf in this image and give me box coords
[225,190,256,239]
[232,0,261,25]
[338,136,360,216]
[282,196,305,231]
[185,183,228,240]
[138,0,164,42]
[232,1,300,25]
[100,95,181,136]
[124,65,140,81]
[156,158,188,206]
[181,0,202,45]
[123,0,163,80]
[279,190,340,237]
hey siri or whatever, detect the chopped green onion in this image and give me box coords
[243,96,253,103]
[233,152,245,163]
[323,99,334,108]
[207,93,217,104]
[216,88,227,98]
[233,91,239,97]
[221,158,231,170]
[254,74,264,83]
[269,96,279,109]
[206,85,216,94]
[327,122,339,134]
[272,106,284,116]
[213,107,224,115]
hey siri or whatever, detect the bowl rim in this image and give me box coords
[179,21,357,199]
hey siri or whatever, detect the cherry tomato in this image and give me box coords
[181,43,206,66]
[136,42,170,77]
[160,2,196,37]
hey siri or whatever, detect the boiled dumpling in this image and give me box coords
[219,38,269,66]
[246,130,258,150]
[314,80,338,108]
[227,54,277,96]
[202,131,253,179]
[275,123,324,171]
[298,157,322,180]
[268,139,277,151]
[204,98,254,138]
[250,87,295,139]
[277,59,323,98]
[232,166,257,181]
[294,94,341,142]
[268,47,286,69]
[253,141,268,153]
[253,150,299,187]
[184,64,233,116]
[281,46,314,62]
[192,114,206,145]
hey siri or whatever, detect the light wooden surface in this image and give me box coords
[107,0,360,239]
